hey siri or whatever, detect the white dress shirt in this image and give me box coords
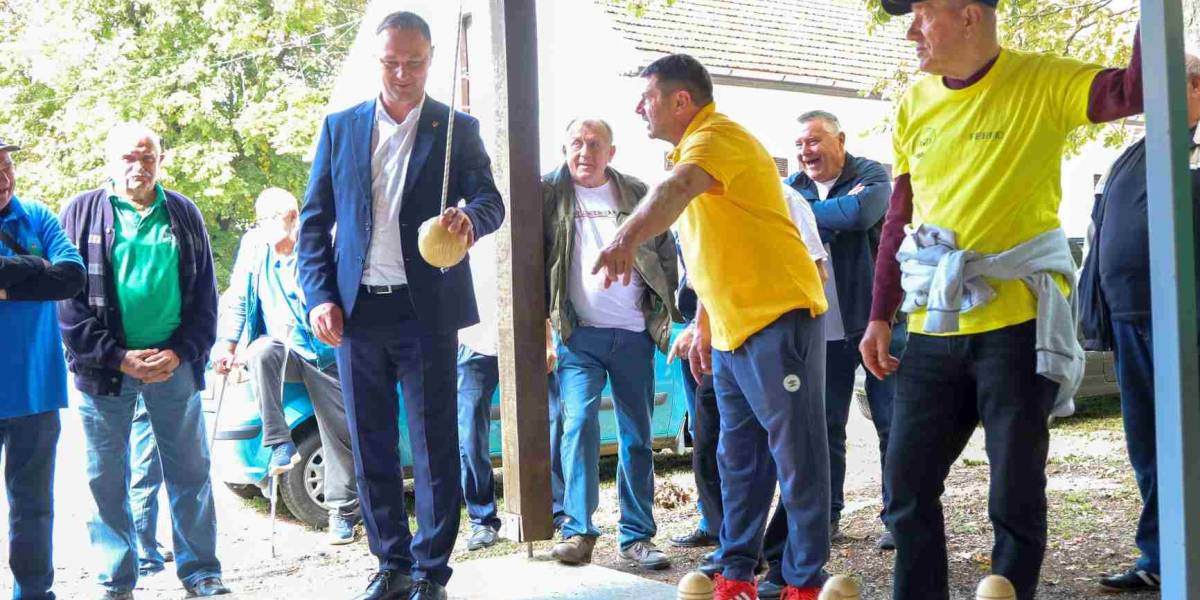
[363,97,424,285]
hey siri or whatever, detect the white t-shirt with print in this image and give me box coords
[568,180,646,332]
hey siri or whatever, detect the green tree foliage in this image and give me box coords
[0,0,367,286]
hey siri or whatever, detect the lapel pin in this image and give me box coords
[432,121,440,128]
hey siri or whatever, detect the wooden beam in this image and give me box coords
[1141,0,1200,595]
[489,0,553,543]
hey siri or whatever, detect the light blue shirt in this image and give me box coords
[0,197,83,418]
[260,247,326,365]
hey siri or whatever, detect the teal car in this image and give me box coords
[209,325,691,527]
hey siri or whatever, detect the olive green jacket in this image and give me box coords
[542,164,681,352]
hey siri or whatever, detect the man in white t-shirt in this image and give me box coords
[542,119,680,570]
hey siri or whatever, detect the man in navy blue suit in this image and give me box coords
[297,11,505,600]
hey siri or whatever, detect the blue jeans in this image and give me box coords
[1,410,60,600]
[556,326,657,548]
[1111,318,1159,575]
[78,369,221,592]
[457,347,565,528]
[886,322,1057,600]
[129,399,167,574]
[456,347,502,530]
[712,310,829,587]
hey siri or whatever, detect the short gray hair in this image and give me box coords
[254,187,299,219]
[797,110,842,135]
[1187,53,1200,80]
[564,118,615,145]
[104,122,162,161]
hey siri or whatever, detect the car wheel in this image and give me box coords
[225,482,262,500]
[279,428,330,529]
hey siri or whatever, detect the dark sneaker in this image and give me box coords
[618,539,671,570]
[876,529,896,550]
[1099,569,1161,593]
[467,524,499,551]
[162,548,174,563]
[268,441,300,476]
[408,579,448,600]
[184,576,231,597]
[328,512,357,545]
[551,534,597,565]
[99,591,134,600]
[670,528,719,548]
[352,569,412,600]
[758,579,785,599]
[699,550,721,578]
[830,520,847,543]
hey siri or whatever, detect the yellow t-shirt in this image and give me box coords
[670,103,827,351]
[893,49,1103,335]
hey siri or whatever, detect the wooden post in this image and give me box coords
[488,0,553,543]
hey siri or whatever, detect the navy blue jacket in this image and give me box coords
[785,153,892,337]
[58,188,219,396]
[1080,132,1200,350]
[298,97,505,332]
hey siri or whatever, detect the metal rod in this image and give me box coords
[438,0,466,213]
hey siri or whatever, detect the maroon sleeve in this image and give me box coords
[1088,29,1143,123]
[869,174,912,323]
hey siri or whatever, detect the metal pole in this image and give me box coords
[1141,0,1200,596]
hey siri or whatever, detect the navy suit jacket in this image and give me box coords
[298,96,505,333]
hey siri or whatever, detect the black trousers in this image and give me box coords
[885,321,1057,600]
[680,358,722,535]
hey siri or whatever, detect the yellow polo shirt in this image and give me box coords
[894,49,1103,335]
[671,103,827,351]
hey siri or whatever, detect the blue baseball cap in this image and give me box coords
[0,140,18,153]
[882,0,999,16]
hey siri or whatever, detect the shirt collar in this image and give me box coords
[107,181,166,211]
[669,103,718,163]
[375,95,425,133]
[0,195,28,224]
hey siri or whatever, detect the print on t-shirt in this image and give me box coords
[569,180,647,333]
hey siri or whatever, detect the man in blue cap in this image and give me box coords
[0,138,86,600]
[860,1,1143,599]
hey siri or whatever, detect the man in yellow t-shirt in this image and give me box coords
[860,1,1144,599]
[592,54,829,600]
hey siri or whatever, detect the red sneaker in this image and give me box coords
[781,586,820,600]
[713,574,758,600]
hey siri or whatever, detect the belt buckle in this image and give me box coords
[367,284,395,295]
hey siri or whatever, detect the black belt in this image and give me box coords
[361,284,407,295]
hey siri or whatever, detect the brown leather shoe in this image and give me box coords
[551,534,597,565]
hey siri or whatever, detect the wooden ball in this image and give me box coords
[417,216,468,268]
[677,571,714,600]
[819,575,861,600]
[976,575,1016,600]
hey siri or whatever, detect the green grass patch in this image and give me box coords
[1053,394,1123,433]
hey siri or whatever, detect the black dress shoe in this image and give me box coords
[184,577,231,597]
[670,528,719,548]
[408,579,448,600]
[353,570,413,600]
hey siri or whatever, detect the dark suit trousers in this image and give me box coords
[336,289,461,586]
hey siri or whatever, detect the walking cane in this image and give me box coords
[208,370,230,458]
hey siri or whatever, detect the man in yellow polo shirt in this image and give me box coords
[593,54,829,600]
[858,2,1144,599]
